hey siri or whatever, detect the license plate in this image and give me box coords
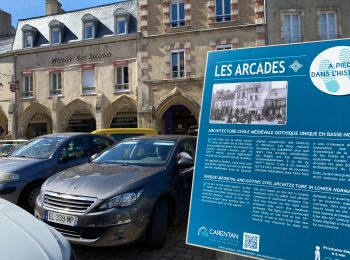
[45,211,78,227]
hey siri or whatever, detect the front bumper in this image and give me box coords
[35,197,155,247]
[0,181,27,204]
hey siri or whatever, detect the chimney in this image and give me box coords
[0,10,14,38]
[46,0,64,16]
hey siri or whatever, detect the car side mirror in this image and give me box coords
[177,152,194,169]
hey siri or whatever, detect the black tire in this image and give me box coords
[18,182,42,214]
[146,198,169,249]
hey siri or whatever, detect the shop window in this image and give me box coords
[216,0,231,22]
[283,14,301,43]
[171,50,185,79]
[115,66,129,93]
[50,72,62,96]
[22,75,34,98]
[320,11,337,40]
[171,0,185,28]
[82,68,96,95]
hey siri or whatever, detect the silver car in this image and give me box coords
[0,198,75,260]
[35,136,196,248]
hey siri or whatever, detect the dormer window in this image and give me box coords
[84,22,95,39]
[82,14,98,40]
[114,9,130,35]
[21,24,37,49]
[24,32,33,48]
[51,28,61,44]
[49,20,65,45]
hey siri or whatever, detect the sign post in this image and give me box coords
[187,39,350,260]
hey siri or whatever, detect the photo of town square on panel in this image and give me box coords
[210,81,288,125]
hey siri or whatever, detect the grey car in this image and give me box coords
[35,135,196,248]
[0,133,114,213]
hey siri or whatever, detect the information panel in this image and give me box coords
[187,39,350,260]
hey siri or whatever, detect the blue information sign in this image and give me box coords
[187,39,350,260]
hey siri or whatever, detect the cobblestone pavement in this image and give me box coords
[73,218,216,260]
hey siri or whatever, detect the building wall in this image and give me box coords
[14,37,138,137]
[138,0,265,133]
[267,0,350,45]
[0,54,13,137]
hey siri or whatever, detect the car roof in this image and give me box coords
[124,135,196,141]
[37,132,113,140]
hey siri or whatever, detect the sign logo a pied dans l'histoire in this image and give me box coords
[310,46,350,96]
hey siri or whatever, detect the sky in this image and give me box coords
[0,0,120,27]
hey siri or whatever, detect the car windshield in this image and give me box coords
[94,139,176,166]
[11,137,66,159]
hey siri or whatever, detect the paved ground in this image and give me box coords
[73,218,216,260]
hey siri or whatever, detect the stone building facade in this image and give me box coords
[138,0,265,134]
[266,0,350,45]
[6,1,140,138]
[0,9,15,138]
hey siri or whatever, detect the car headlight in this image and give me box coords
[0,173,19,183]
[98,188,144,211]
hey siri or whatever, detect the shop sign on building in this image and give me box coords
[187,39,350,259]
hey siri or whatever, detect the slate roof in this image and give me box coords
[12,0,138,51]
[0,36,14,54]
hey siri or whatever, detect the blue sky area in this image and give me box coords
[0,0,120,27]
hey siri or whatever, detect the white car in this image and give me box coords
[0,198,75,260]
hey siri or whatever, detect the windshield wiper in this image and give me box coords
[13,155,37,159]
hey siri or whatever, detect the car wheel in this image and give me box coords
[146,198,169,249]
[19,183,42,213]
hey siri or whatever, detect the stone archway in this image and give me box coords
[61,98,96,132]
[154,88,200,134]
[104,94,138,128]
[19,102,52,138]
[0,108,8,139]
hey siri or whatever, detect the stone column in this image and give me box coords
[95,93,104,130]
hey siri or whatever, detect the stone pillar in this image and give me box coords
[95,93,104,130]
[51,98,58,133]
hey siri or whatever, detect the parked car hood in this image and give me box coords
[44,162,165,199]
[0,157,48,173]
[0,199,63,260]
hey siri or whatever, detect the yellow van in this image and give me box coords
[91,128,157,142]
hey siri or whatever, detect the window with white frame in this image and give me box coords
[216,44,232,50]
[51,27,61,44]
[82,68,96,95]
[320,11,337,40]
[24,33,33,48]
[50,72,62,96]
[22,75,34,98]
[115,66,129,92]
[116,16,127,35]
[171,0,185,28]
[171,50,185,79]
[84,22,95,39]
[216,0,231,22]
[283,14,301,43]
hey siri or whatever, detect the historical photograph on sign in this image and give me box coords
[210,81,288,125]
